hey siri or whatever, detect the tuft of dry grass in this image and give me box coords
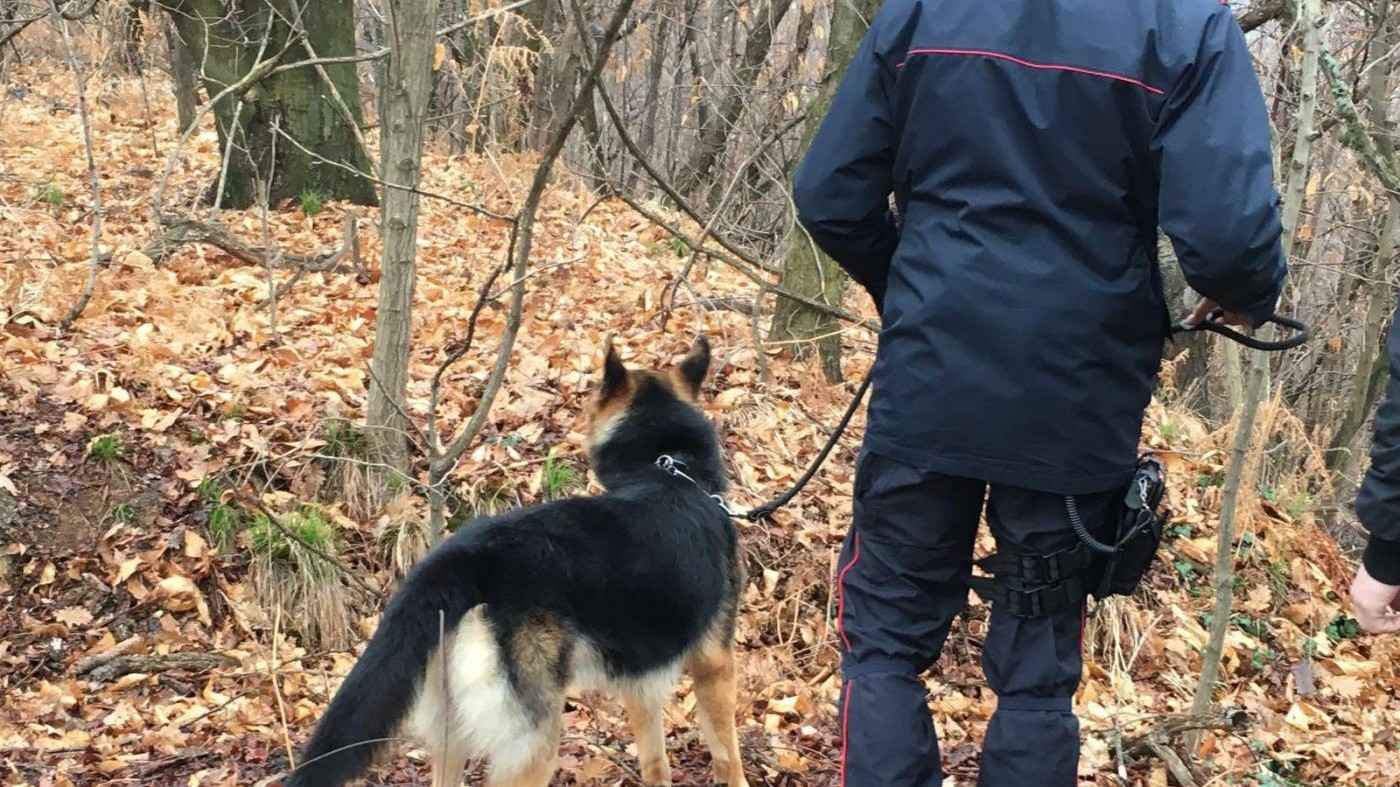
[248,506,356,649]
[374,492,431,579]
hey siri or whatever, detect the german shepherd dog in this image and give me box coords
[283,337,749,787]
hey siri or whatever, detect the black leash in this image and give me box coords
[1169,309,1311,351]
[673,306,1310,523]
[740,370,875,521]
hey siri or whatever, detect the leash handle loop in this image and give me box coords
[1170,310,1311,352]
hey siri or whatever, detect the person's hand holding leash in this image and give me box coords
[1183,297,1255,330]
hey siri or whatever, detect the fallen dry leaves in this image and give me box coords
[2,60,1396,787]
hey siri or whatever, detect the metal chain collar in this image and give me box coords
[654,454,741,518]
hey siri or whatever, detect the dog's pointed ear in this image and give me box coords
[675,337,711,398]
[600,338,630,399]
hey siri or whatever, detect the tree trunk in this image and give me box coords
[1187,328,1268,750]
[449,0,481,153]
[164,14,199,133]
[1157,233,1216,412]
[366,0,442,472]
[1189,0,1323,740]
[118,0,150,74]
[578,70,607,189]
[524,0,564,149]
[1220,341,1244,414]
[1327,239,1397,478]
[1327,0,1397,479]
[427,0,476,152]
[630,0,671,189]
[769,0,878,382]
[360,0,390,126]
[665,5,700,177]
[676,0,793,198]
[534,13,583,151]
[160,0,378,209]
[0,0,14,69]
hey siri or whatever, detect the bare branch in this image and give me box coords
[0,15,43,49]
[57,0,99,21]
[268,0,542,76]
[1237,0,1288,33]
[434,0,639,471]
[593,76,780,274]
[611,189,863,325]
[151,37,302,218]
[268,125,514,222]
[56,8,101,330]
[435,0,540,41]
[654,113,807,325]
[427,255,511,456]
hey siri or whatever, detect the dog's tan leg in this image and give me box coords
[687,642,749,787]
[430,738,471,787]
[622,692,673,786]
[488,715,561,787]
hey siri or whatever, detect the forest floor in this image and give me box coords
[3,66,1400,787]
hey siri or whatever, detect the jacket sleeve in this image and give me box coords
[1357,296,1400,585]
[1153,8,1287,326]
[791,27,898,312]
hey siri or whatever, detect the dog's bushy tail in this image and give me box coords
[284,548,480,787]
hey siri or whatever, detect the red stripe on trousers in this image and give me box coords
[836,532,862,652]
[840,681,854,787]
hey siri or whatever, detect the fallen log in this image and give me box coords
[1118,708,1250,787]
[139,216,354,274]
[72,635,143,675]
[86,652,237,682]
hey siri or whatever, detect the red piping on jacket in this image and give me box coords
[835,532,862,652]
[897,47,1165,96]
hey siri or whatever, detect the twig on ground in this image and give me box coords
[177,690,253,730]
[1147,741,1200,787]
[131,749,216,779]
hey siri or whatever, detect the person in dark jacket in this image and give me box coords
[792,1,1288,785]
[1353,295,1400,635]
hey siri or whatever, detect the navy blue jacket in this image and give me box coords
[793,0,1287,494]
[1357,295,1400,585]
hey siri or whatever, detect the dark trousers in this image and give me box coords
[836,451,1121,787]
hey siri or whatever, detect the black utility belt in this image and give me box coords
[966,457,1168,618]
